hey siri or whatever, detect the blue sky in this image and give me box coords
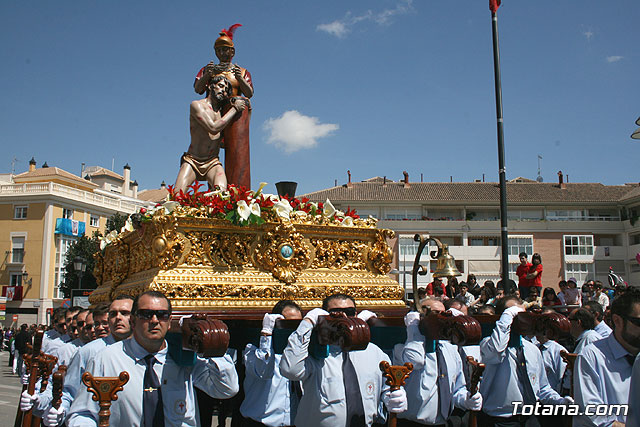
[1,1,638,195]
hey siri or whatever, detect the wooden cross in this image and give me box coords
[380,361,413,427]
[560,350,578,398]
[19,329,44,427]
[82,371,130,427]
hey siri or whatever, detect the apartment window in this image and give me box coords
[564,235,594,256]
[54,235,76,298]
[90,215,100,227]
[399,237,420,257]
[14,206,28,219]
[398,236,430,295]
[631,234,640,246]
[384,207,421,220]
[10,273,23,286]
[62,208,74,219]
[11,237,25,263]
[508,263,519,281]
[565,263,594,284]
[469,238,484,246]
[508,236,533,256]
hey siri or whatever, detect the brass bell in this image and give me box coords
[432,244,461,278]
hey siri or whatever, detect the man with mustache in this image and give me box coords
[574,288,640,426]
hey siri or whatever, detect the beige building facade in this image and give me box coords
[304,175,640,299]
[0,160,152,326]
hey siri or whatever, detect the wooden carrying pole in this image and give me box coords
[52,365,68,411]
[466,356,485,427]
[30,353,58,427]
[380,361,413,427]
[18,330,43,427]
[82,371,129,427]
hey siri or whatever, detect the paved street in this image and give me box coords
[0,350,23,426]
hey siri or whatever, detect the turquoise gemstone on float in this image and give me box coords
[280,245,293,259]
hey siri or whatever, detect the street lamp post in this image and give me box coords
[73,256,87,290]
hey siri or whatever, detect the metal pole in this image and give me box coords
[490,11,510,282]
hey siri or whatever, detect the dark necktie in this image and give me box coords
[515,347,536,405]
[342,352,365,427]
[143,354,164,427]
[290,380,302,418]
[436,344,452,420]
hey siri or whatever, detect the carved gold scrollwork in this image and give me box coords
[148,215,191,269]
[219,234,253,266]
[253,223,314,284]
[366,229,395,275]
[93,253,104,286]
[310,239,368,270]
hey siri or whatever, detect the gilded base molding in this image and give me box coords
[91,215,405,311]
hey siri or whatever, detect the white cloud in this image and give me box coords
[606,55,623,63]
[317,21,348,38]
[582,30,594,41]
[264,110,339,154]
[317,0,413,38]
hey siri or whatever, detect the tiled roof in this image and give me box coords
[86,167,123,181]
[620,185,640,202]
[14,167,98,188]
[301,180,632,204]
[137,188,169,203]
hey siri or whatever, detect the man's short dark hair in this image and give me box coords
[479,305,496,315]
[74,308,90,320]
[91,303,110,317]
[610,288,640,328]
[68,306,83,314]
[519,252,528,258]
[272,300,302,315]
[209,75,232,98]
[112,294,135,303]
[495,295,522,315]
[583,300,604,321]
[322,293,356,311]
[132,291,172,315]
[572,308,596,330]
[55,308,67,322]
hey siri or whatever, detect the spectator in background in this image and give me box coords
[14,324,30,377]
[592,280,610,309]
[525,253,543,295]
[523,286,542,309]
[497,273,517,296]
[432,284,448,301]
[467,274,482,298]
[516,252,532,299]
[470,285,497,309]
[557,281,569,305]
[564,278,582,306]
[416,287,427,303]
[426,277,447,297]
[582,280,595,303]
[542,287,562,307]
[446,277,460,299]
[456,282,474,306]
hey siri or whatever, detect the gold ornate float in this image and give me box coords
[90,207,405,313]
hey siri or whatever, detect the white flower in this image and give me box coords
[323,199,336,217]
[341,216,354,227]
[237,200,251,221]
[163,201,180,213]
[274,199,293,220]
[122,217,134,233]
[334,210,345,218]
[100,237,108,251]
[253,182,268,198]
[268,194,280,203]
[249,202,261,217]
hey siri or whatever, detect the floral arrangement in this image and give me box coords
[99,182,372,250]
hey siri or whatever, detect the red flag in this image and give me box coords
[490,0,501,13]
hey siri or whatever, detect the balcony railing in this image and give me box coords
[0,182,151,213]
[546,215,621,221]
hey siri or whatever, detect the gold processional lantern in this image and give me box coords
[411,234,462,312]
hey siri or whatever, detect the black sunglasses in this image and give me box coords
[622,315,640,327]
[328,307,357,317]
[136,309,171,321]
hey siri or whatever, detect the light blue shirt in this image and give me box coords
[67,336,238,427]
[538,339,567,393]
[593,321,612,339]
[41,330,65,354]
[240,335,298,426]
[58,335,116,419]
[397,324,468,425]
[280,320,390,427]
[627,353,640,427]
[575,330,602,354]
[573,333,633,426]
[479,311,564,417]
